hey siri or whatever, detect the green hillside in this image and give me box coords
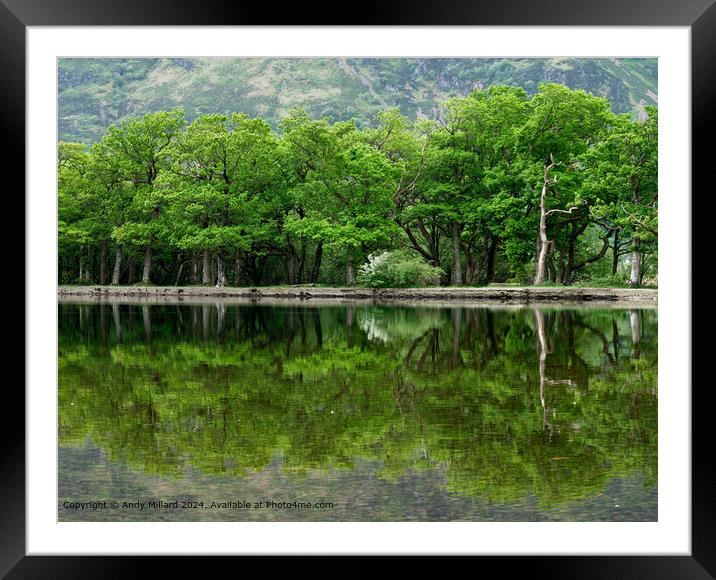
[58,57,657,144]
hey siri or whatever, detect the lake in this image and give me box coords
[58,300,657,521]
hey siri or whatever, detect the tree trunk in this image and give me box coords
[175,261,191,286]
[78,245,84,281]
[561,226,577,284]
[112,304,122,342]
[629,238,641,286]
[451,308,462,366]
[534,157,562,286]
[465,259,475,286]
[569,230,611,284]
[561,222,593,285]
[285,250,296,285]
[612,230,620,275]
[100,239,109,285]
[297,243,307,284]
[217,303,226,339]
[99,304,108,345]
[486,235,498,283]
[535,309,550,432]
[82,246,92,282]
[313,310,323,348]
[630,310,641,359]
[310,242,323,283]
[112,246,122,285]
[202,250,212,285]
[612,319,620,363]
[127,256,135,285]
[142,206,159,285]
[246,255,267,286]
[142,305,152,342]
[403,219,441,271]
[234,250,242,286]
[191,306,199,337]
[142,246,152,284]
[346,251,356,286]
[92,246,99,283]
[534,170,551,286]
[216,251,227,287]
[346,305,355,347]
[202,305,210,341]
[547,258,557,283]
[451,222,462,286]
[191,254,200,284]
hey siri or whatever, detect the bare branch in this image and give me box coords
[632,217,658,237]
[545,206,580,217]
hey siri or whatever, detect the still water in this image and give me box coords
[58,300,657,521]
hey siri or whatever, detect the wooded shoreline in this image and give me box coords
[58,285,657,305]
[59,86,658,292]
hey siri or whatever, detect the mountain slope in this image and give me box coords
[58,57,657,144]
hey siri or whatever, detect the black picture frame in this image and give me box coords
[4,0,712,576]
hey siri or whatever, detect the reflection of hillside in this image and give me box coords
[58,446,656,522]
[59,304,657,507]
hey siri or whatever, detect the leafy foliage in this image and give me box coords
[58,83,657,288]
[357,250,444,287]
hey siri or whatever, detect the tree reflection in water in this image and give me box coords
[58,302,657,514]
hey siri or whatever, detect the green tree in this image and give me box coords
[431,86,531,285]
[105,110,185,284]
[517,84,612,285]
[282,114,398,284]
[165,113,282,286]
[58,142,96,282]
[582,107,658,286]
[57,85,657,289]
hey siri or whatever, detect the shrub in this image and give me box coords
[357,250,444,288]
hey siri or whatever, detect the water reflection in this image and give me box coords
[58,302,657,521]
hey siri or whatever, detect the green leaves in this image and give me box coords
[161,112,284,258]
[357,250,444,287]
[58,84,657,287]
[580,105,658,247]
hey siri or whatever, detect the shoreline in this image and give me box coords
[58,285,657,308]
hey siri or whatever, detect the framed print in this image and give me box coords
[5,0,713,576]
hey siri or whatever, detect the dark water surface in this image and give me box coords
[58,301,657,521]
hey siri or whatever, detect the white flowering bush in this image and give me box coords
[357,249,444,288]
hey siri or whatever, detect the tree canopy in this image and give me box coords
[58,84,657,288]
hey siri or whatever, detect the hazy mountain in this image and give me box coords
[58,57,658,144]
